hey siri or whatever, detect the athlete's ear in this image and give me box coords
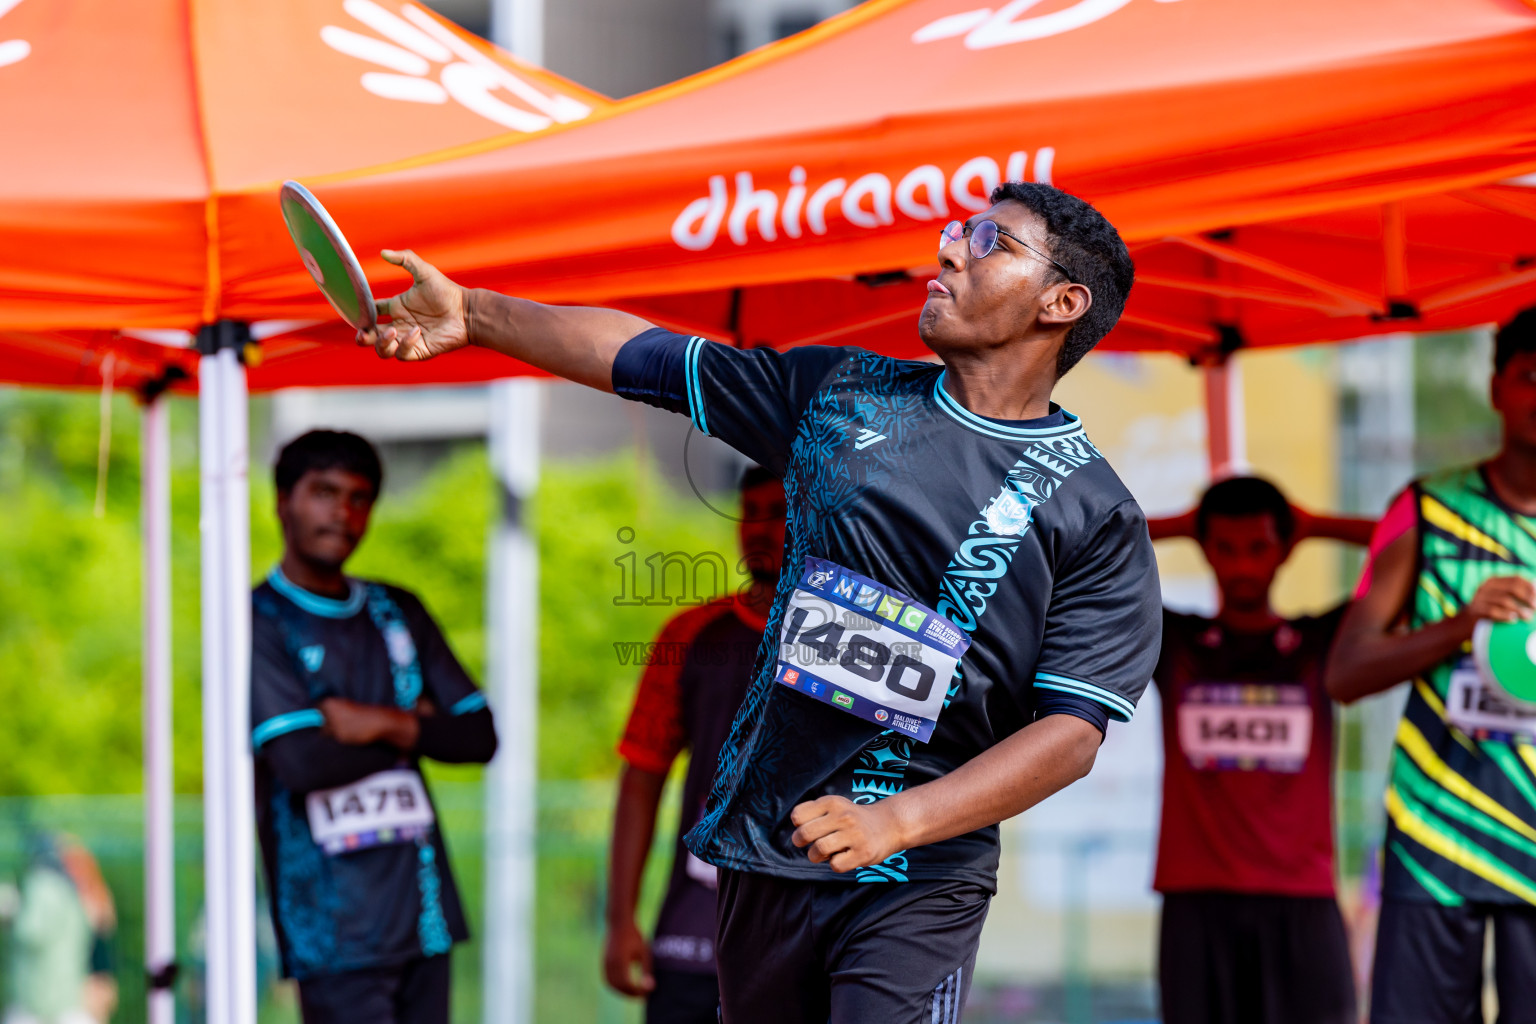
[1038,280,1092,330]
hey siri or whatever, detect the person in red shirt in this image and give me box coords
[1148,476,1373,1024]
[603,468,786,1024]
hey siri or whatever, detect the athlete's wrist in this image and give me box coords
[381,708,421,750]
[875,792,922,855]
[463,287,481,347]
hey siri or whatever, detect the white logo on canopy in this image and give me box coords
[320,0,591,132]
[0,0,30,70]
[913,0,1182,49]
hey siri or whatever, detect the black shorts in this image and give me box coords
[715,868,990,1024]
[1369,898,1536,1024]
[295,954,450,1024]
[1159,891,1356,1024]
[646,968,720,1024]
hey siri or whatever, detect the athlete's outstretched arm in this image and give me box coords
[790,714,1101,873]
[356,249,654,392]
[1146,504,1374,546]
[1324,523,1536,703]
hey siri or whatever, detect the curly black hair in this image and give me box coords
[989,182,1134,378]
[275,429,383,498]
[1495,305,1536,374]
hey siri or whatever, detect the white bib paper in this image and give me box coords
[775,557,971,743]
[1177,684,1312,772]
[1447,658,1536,738]
[305,768,436,855]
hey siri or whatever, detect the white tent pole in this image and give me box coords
[198,347,231,1023]
[484,379,541,1024]
[141,394,176,1024]
[220,344,258,1024]
[198,325,258,1024]
[490,0,543,64]
[1203,354,1248,478]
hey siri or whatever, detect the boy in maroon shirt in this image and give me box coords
[1148,477,1372,1024]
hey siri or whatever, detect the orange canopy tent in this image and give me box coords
[9,0,1536,384]
[0,3,608,1022]
[0,0,608,388]
[201,0,1536,366]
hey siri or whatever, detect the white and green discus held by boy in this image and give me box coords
[1474,617,1536,709]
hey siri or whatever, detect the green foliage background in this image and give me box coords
[0,387,739,794]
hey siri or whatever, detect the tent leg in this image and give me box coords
[490,0,543,64]
[142,395,176,1024]
[198,326,257,1024]
[484,379,541,1024]
[1203,355,1248,478]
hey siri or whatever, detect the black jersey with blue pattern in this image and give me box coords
[251,569,485,978]
[613,330,1162,889]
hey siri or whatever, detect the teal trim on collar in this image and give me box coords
[268,567,366,619]
[932,373,1083,441]
[252,709,325,749]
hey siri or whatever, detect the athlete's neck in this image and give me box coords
[280,550,350,599]
[939,348,1057,421]
[1486,446,1536,515]
[1215,598,1281,634]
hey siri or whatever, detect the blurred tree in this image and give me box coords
[0,389,739,795]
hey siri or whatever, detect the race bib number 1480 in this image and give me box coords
[775,557,971,743]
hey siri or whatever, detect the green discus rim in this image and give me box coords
[279,180,375,331]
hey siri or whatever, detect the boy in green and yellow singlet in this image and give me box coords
[1329,307,1536,1024]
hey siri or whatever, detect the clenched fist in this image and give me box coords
[790,795,907,873]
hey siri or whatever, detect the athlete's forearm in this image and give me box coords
[416,707,498,764]
[263,730,403,793]
[1324,612,1473,704]
[1146,510,1196,542]
[884,714,1100,850]
[1297,512,1376,547]
[464,289,653,393]
[605,764,667,927]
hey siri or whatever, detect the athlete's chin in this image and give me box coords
[300,538,357,571]
[918,307,965,358]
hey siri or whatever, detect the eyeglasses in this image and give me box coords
[939,219,1075,283]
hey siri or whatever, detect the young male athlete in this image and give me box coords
[1149,477,1372,1024]
[250,430,498,1024]
[360,182,1162,1022]
[604,468,786,1023]
[1327,308,1536,1024]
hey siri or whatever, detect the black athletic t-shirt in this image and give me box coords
[613,330,1162,889]
[251,569,487,979]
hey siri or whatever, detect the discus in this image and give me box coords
[279,180,376,331]
[1473,618,1536,708]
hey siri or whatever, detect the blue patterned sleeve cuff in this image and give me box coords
[1033,672,1137,722]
